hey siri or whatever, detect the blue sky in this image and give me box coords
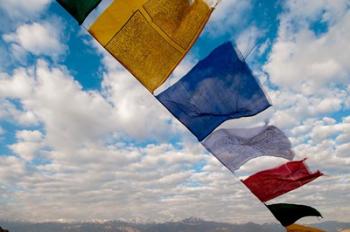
[0,0,349,224]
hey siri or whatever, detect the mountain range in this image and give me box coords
[1,218,349,232]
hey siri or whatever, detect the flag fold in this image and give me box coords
[202,125,295,172]
[267,203,322,227]
[89,0,212,93]
[157,42,271,141]
[243,159,322,202]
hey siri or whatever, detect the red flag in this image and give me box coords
[242,159,322,202]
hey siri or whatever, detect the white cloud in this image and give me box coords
[230,0,350,224]
[24,61,119,151]
[10,130,44,161]
[284,0,349,23]
[0,156,26,185]
[100,68,181,140]
[256,3,350,216]
[265,0,350,92]
[309,117,350,144]
[91,40,188,141]
[205,0,252,36]
[0,0,51,19]
[266,88,348,129]
[0,135,277,223]
[236,26,264,59]
[0,67,34,98]
[16,130,43,142]
[0,33,276,223]
[0,0,350,225]
[0,99,38,126]
[3,20,65,59]
[0,51,185,149]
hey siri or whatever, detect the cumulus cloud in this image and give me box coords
[249,2,350,202]
[0,0,349,225]
[0,24,275,223]
[0,0,51,19]
[205,0,252,36]
[265,0,350,92]
[0,156,26,188]
[236,26,265,59]
[8,130,44,161]
[90,40,187,141]
[3,20,66,60]
[0,67,34,99]
[0,141,276,223]
[260,0,350,136]
[266,89,348,129]
[0,50,184,148]
[0,99,38,126]
[233,0,350,223]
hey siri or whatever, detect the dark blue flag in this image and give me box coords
[156,42,271,141]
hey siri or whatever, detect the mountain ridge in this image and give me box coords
[0,218,349,232]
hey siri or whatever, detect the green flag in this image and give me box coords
[57,0,102,24]
[267,203,322,227]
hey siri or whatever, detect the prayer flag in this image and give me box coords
[267,203,322,227]
[89,0,212,92]
[157,42,271,141]
[286,224,326,232]
[57,0,102,24]
[243,159,322,202]
[55,2,326,227]
[202,125,295,172]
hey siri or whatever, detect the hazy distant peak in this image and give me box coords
[181,217,206,224]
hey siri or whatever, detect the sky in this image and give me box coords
[0,0,349,225]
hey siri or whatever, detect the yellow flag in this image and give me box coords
[89,0,212,93]
[286,224,326,232]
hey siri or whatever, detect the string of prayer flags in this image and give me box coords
[202,125,295,172]
[286,224,326,232]
[88,0,213,93]
[157,41,271,141]
[57,0,102,24]
[243,159,323,202]
[267,203,322,227]
[56,0,326,228]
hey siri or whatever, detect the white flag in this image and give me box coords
[202,125,295,172]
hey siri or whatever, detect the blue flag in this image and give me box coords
[156,42,271,141]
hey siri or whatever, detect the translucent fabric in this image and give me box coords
[202,125,295,172]
[89,0,212,93]
[243,159,323,202]
[156,42,271,141]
